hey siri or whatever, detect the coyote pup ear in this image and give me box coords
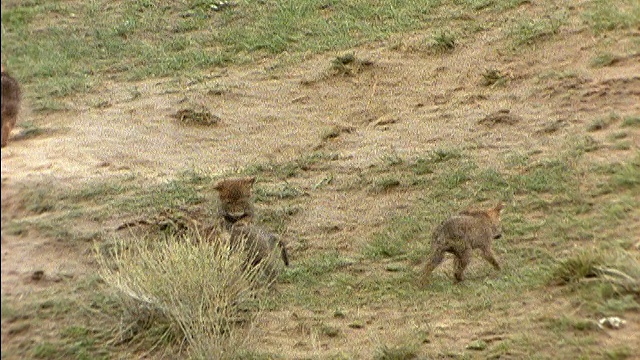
[213,179,226,192]
[244,176,256,186]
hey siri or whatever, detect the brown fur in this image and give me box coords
[421,203,504,284]
[213,176,290,268]
[213,176,257,230]
[2,65,22,148]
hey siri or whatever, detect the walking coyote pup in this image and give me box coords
[2,65,21,148]
[421,203,504,284]
[213,176,290,268]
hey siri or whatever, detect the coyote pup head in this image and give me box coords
[487,202,504,239]
[213,176,256,226]
[461,202,504,239]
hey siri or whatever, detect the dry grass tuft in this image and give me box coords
[329,53,374,76]
[96,227,272,358]
[551,248,640,300]
[173,108,220,126]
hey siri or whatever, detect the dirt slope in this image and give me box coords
[2,8,639,358]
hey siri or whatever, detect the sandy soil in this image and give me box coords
[2,10,639,358]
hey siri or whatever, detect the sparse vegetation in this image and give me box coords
[320,124,355,141]
[17,121,49,140]
[583,0,640,34]
[1,0,453,107]
[370,176,402,193]
[509,16,564,46]
[612,141,631,151]
[588,118,610,132]
[621,115,640,128]
[610,153,640,189]
[374,343,419,360]
[173,108,220,126]
[329,53,374,76]
[590,52,621,68]
[429,31,457,52]
[96,229,271,358]
[550,248,605,284]
[2,0,639,358]
[588,112,621,132]
[481,68,508,87]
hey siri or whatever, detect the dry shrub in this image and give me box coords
[96,227,272,359]
[173,108,220,126]
[329,53,374,76]
[551,248,640,301]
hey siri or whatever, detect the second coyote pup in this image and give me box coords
[213,176,290,268]
[421,203,504,284]
[2,65,22,148]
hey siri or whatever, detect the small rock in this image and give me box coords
[598,317,626,329]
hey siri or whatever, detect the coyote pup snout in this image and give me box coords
[421,203,504,284]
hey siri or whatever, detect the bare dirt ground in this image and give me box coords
[2,10,639,358]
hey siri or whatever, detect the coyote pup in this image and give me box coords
[214,176,257,230]
[2,65,22,147]
[421,203,504,283]
[213,176,290,267]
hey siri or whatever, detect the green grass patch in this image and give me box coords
[280,251,356,286]
[364,214,430,262]
[588,112,621,132]
[509,15,564,46]
[603,346,634,360]
[621,115,640,127]
[254,183,305,201]
[17,121,50,140]
[547,316,601,332]
[370,176,402,193]
[513,159,574,194]
[3,171,218,241]
[374,342,420,360]
[610,153,640,189]
[0,0,452,104]
[608,132,628,141]
[244,152,339,179]
[428,30,457,52]
[583,0,640,34]
[590,52,621,68]
[1,279,128,359]
[328,52,374,76]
